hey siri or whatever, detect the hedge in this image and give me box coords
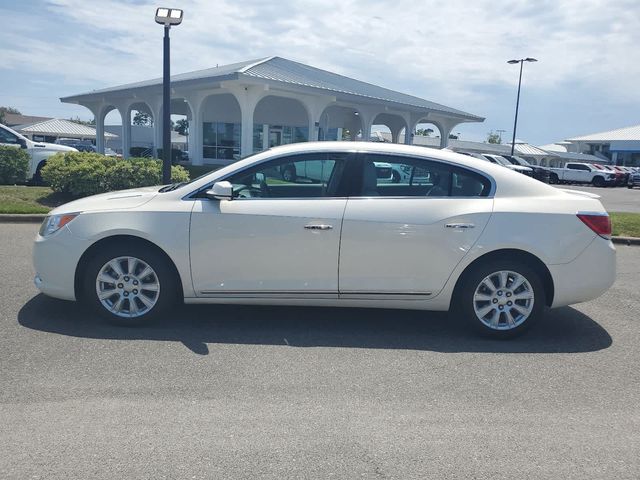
[0,146,30,185]
[41,151,190,197]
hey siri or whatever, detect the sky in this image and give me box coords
[0,0,638,145]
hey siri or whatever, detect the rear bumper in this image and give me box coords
[549,236,616,308]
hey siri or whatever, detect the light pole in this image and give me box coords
[155,7,183,184]
[507,57,537,155]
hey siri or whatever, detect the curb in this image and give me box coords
[0,214,47,223]
[612,236,640,246]
[1,214,640,245]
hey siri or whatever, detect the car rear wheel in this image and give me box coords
[82,244,177,325]
[457,261,545,338]
[592,176,605,187]
[549,173,559,184]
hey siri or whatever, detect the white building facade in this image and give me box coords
[61,56,483,165]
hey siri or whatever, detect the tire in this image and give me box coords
[281,165,296,182]
[549,173,559,184]
[456,260,545,339]
[31,162,46,186]
[592,176,605,187]
[391,170,401,183]
[81,243,178,326]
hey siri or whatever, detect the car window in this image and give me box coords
[0,127,20,144]
[224,153,349,199]
[359,154,491,198]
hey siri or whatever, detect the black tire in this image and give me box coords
[455,260,546,339]
[31,162,46,186]
[549,173,559,184]
[281,165,296,182]
[592,176,605,187]
[391,170,401,183]
[628,184,633,189]
[81,243,178,326]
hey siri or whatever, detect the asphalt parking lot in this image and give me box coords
[561,184,640,213]
[1,223,638,479]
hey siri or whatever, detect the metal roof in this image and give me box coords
[16,118,117,138]
[61,56,483,121]
[546,151,608,163]
[512,143,549,156]
[567,124,640,142]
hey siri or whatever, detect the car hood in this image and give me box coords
[49,186,161,215]
[31,142,77,152]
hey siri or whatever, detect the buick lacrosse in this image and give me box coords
[33,142,615,337]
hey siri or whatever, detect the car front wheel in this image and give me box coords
[457,261,545,338]
[82,244,177,325]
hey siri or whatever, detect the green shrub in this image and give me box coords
[0,146,30,184]
[156,148,185,163]
[42,151,189,197]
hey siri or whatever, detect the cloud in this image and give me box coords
[1,0,639,143]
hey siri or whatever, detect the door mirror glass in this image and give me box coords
[205,181,233,200]
[18,138,27,149]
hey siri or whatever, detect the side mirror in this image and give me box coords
[18,138,27,149]
[205,181,233,200]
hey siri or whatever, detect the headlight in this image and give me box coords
[39,213,80,236]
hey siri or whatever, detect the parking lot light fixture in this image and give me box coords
[155,7,183,184]
[508,57,538,155]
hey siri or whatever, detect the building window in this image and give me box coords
[203,122,240,160]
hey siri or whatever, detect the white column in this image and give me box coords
[187,101,203,166]
[118,106,131,159]
[262,124,269,150]
[96,109,105,154]
[391,127,401,144]
[229,87,262,158]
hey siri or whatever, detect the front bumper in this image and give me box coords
[33,226,87,301]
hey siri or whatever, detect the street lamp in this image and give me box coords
[155,7,183,184]
[507,57,537,155]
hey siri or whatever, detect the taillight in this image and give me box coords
[577,213,611,239]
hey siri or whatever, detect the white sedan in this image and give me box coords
[33,142,616,338]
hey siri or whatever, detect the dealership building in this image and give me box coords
[60,56,483,165]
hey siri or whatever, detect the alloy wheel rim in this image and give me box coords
[95,256,160,318]
[472,270,534,330]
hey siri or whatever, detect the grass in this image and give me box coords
[0,185,71,214]
[610,212,640,238]
[1,185,640,238]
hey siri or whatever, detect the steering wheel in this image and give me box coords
[234,185,263,198]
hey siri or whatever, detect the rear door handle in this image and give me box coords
[305,224,333,230]
[445,223,475,229]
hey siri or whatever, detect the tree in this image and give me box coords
[415,128,434,137]
[132,111,153,127]
[0,106,21,124]
[68,116,95,126]
[487,130,502,144]
[174,119,188,136]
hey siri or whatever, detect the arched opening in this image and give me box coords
[317,105,360,141]
[169,98,191,163]
[253,96,309,152]
[371,113,408,143]
[201,93,242,161]
[102,107,122,155]
[409,121,443,148]
[129,102,154,157]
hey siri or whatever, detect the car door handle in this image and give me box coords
[304,224,333,230]
[445,223,475,229]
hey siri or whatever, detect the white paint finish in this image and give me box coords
[190,198,347,294]
[339,198,493,294]
[548,237,616,308]
[33,142,617,315]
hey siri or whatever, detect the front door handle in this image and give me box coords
[445,223,475,229]
[305,224,333,230]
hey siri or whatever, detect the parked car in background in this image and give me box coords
[33,142,616,339]
[628,169,640,189]
[593,164,626,186]
[1,123,77,183]
[548,162,615,187]
[55,139,96,153]
[501,155,550,183]
[481,154,534,177]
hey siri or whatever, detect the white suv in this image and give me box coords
[0,123,77,183]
